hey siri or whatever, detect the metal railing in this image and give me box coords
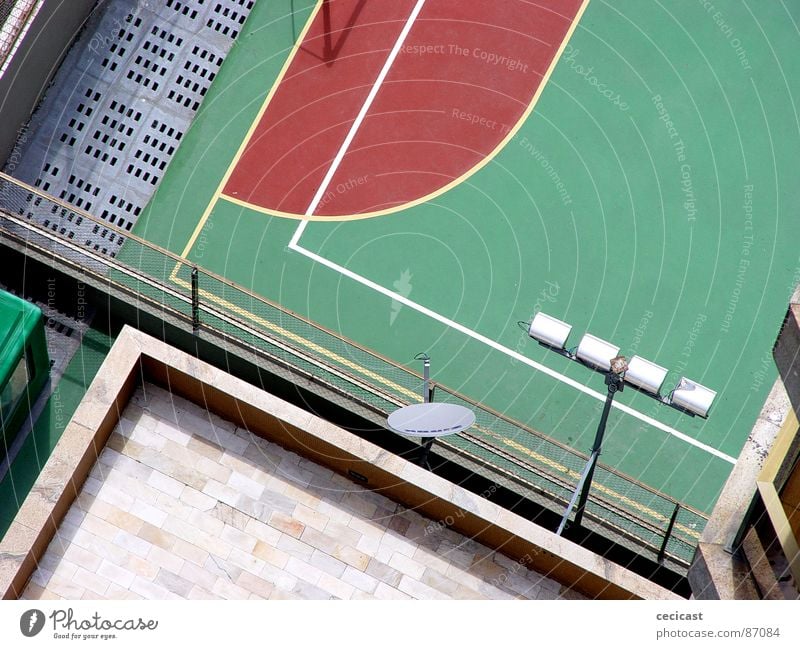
[0,171,708,568]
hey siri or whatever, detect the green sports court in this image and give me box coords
[126,0,800,517]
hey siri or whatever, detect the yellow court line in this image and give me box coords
[478,428,702,540]
[171,266,702,540]
[171,274,422,403]
[175,0,326,268]
[165,0,694,538]
[195,0,591,226]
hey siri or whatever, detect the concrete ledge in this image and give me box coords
[1,326,679,600]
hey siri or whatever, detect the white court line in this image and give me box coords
[289,0,428,248]
[289,242,736,464]
[286,0,735,466]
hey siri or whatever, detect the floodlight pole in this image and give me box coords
[415,353,435,468]
[557,356,627,534]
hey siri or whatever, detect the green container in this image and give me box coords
[0,291,49,460]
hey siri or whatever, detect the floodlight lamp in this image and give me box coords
[671,377,716,417]
[576,334,620,371]
[625,356,668,394]
[528,312,572,349]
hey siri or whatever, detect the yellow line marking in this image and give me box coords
[214,0,592,222]
[177,0,326,265]
[170,273,422,403]
[168,0,701,540]
[475,426,702,540]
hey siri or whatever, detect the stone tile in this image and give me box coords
[308,549,347,578]
[162,515,232,558]
[112,529,153,558]
[291,579,333,600]
[282,482,321,509]
[154,492,194,521]
[339,493,378,519]
[268,512,305,538]
[299,527,339,554]
[268,588,302,600]
[317,573,355,600]
[278,534,317,561]
[97,560,135,589]
[147,545,185,574]
[130,576,181,600]
[220,524,257,552]
[285,557,324,584]
[62,544,102,573]
[155,569,195,598]
[69,529,129,564]
[123,554,159,580]
[235,571,275,599]
[137,522,178,551]
[154,419,193,447]
[227,471,265,500]
[219,450,258,477]
[105,583,144,600]
[47,574,86,599]
[331,546,369,571]
[258,490,298,516]
[355,534,380,556]
[323,520,361,547]
[412,546,451,574]
[187,585,217,600]
[397,575,449,600]
[147,471,186,498]
[202,479,239,507]
[101,506,145,536]
[188,509,225,536]
[172,539,209,566]
[252,542,289,569]
[378,530,418,558]
[419,568,461,597]
[340,566,379,594]
[187,436,225,462]
[195,457,232,484]
[161,440,202,468]
[244,519,282,546]
[209,502,250,530]
[365,558,402,588]
[81,513,121,541]
[259,564,298,591]
[316,499,352,525]
[373,582,412,600]
[204,554,242,582]
[226,547,266,575]
[211,577,251,600]
[292,504,328,531]
[348,517,385,539]
[130,500,168,528]
[388,553,426,580]
[180,485,217,512]
[179,561,218,592]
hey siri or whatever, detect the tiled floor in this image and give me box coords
[24,384,584,600]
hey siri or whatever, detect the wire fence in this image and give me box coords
[0,171,707,568]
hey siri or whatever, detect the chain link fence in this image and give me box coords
[0,171,707,568]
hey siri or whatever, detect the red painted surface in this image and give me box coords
[223,0,583,217]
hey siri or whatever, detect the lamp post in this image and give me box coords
[557,354,628,534]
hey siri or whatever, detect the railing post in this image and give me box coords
[191,266,199,333]
[658,502,681,564]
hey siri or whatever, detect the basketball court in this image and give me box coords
[127,0,800,514]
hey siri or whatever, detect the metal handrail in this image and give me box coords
[0,174,709,562]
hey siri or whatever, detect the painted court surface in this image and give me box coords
[129,0,800,514]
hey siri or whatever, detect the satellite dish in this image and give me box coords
[387,402,475,438]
